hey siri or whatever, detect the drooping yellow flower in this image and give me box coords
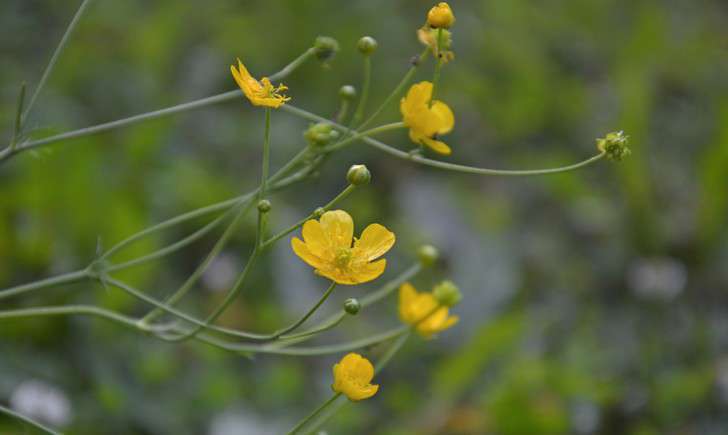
[399,282,459,338]
[291,210,395,285]
[427,2,455,29]
[230,59,290,108]
[400,81,455,155]
[332,353,379,401]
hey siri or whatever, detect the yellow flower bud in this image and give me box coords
[427,2,455,29]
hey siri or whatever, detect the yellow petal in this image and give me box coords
[400,82,433,118]
[398,283,418,323]
[348,384,379,401]
[301,219,332,260]
[291,237,327,270]
[353,224,395,261]
[422,137,452,155]
[348,259,387,284]
[431,100,454,135]
[351,355,375,383]
[320,210,354,248]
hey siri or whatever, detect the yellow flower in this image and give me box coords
[400,81,455,155]
[427,2,455,29]
[332,353,379,401]
[230,59,290,108]
[291,210,395,285]
[417,25,455,63]
[399,282,459,338]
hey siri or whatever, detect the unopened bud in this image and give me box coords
[339,85,357,101]
[314,36,340,62]
[257,199,272,213]
[344,298,361,315]
[433,280,461,307]
[346,164,371,186]
[357,36,378,55]
[305,122,339,147]
[417,244,439,267]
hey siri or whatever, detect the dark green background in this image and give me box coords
[2,0,728,434]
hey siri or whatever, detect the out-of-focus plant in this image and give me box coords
[0,2,628,433]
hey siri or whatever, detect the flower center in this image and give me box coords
[334,248,353,268]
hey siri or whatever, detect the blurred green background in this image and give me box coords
[2,0,728,434]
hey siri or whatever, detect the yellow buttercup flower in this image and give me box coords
[399,282,459,338]
[291,210,395,285]
[332,353,379,401]
[427,2,455,29]
[400,81,455,155]
[230,59,290,108]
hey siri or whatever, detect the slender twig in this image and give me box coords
[429,28,444,108]
[2,46,316,164]
[287,393,342,435]
[351,56,371,126]
[22,0,94,123]
[282,104,607,176]
[268,282,337,340]
[0,270,88,301]
[0,403,63,435]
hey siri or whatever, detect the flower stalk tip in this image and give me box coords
[357,36,378,56]
[344,298,361,315]
[314,36,340,63]
[346,164,371,186]
[597,131,630,161]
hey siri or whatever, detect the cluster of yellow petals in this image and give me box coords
[400,81,455,155]
[427,2,456,29]
[291,210,395,285]
[399,282,459,338]
[230,59,290,108]
[332,353,379,401]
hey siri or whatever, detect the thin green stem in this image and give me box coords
[269,282,337,340]
[22,0,94,124]
[2,46,315,164]
[0,404,63,435]
[262,184,356,248]
[351,56,372,126]
[298,331,412,435]
[0,270,88,301]
[287,393,342,435]
[259,108,272,199]
[336,100,350,124]
[106,206,235,272]
[429,28,444,108]
[357,48,429,132]
[278,314,346,340]
[0,305,141,332]
[9,83,27,150]
[320,122,405,153]
[139,201,254,324]
[282,104,608,176]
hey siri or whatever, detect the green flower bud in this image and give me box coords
[433,280,462,307]
[304,122,339,147]
[257,199,272,213]
[339,85,357,101]
[357,36,378,55]
[346,164,371,186]
[344,298,361,315]
[314,36,340,62]
[596,130,631,162]
[417,244,439,267]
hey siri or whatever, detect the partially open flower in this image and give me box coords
[400,81,455,155]
[399,282,459,338]
[230,59,290,108]
[291,210,395,285]
[332,353,379,401]
[427,2,455,29]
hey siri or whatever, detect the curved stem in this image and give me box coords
[282,104,607,176]
[3,47,315,163]
[269,282,336,340]
[0,404,63,435]
[262,184,356,248]
[22,0,94,124]
[320,122,404,153]
[0,270,88,301]
[287,393,342,435]
[351,56,371,126]
[0,305,141,331]
[356,48,429,132]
